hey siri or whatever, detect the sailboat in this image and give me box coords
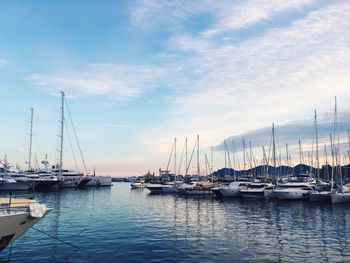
[331,98,350,203]
[309,109,332,202]
[146,138,180,194]
[180,135,215,195]
[55,91,91,188]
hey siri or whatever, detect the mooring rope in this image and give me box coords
[31,226,80,251]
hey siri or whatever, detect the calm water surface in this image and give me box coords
[2,183,350,262]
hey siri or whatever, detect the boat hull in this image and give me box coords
[264,189,278,199]
[0,181,35,191]
[331,193,350,204]
[86,176,112,187]
[0,206,51,252]
[146,184,164,194]
[275,189,309,200]
[220,187,241,197]
[309,191,331,202]
[240,190,265,199]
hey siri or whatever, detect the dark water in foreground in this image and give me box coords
[2,183,350,262]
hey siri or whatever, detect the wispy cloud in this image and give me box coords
[131,0,315,34]
[27,63,166,100]
[139,2,350,153]
[0,58,9,69]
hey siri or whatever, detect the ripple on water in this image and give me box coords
[2,183,350,262]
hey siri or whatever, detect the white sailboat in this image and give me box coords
[56,91,91,188]
[309,109,332,202]
[330,97,350,203]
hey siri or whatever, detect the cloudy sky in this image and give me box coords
[0,0,349,176]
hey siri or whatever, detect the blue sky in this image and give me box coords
[0,0,350,176]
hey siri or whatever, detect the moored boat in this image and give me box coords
[0,196,52,252]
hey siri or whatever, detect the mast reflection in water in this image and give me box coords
[2,183,350,262]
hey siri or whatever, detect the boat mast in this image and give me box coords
[324,144,329,182]
[224,140,227,177]
[59,91,65,178]
[314,110,320,183]
[330,134,335,192]
[211,146,213,176]
[28,107,34,171]
[174,137,177,183]
[272,123,277,182]
[185,137,188,177]
[197,134,200,177]
[243,139,246,177]
[348,130,350,164]
[334,96,343,192]
[232,140,236,181]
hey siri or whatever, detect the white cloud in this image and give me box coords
[27,63,166,100]
[141,2,350,156]
[131,0,314,34]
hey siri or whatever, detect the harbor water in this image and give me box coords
[2,183,350,262]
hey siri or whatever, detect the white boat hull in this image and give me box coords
[275,189,309,200]
[220,187,241,197]
[264,189,278,199]
[0,181,36,191]
[0,206,51,252]
[86,176,112,187]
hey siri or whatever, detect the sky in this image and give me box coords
[0,0,350,176]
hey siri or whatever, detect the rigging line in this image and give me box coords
[31,226,80,251]
[233,140,241,172]
[177,139,186,175]
[166,139,175,172]
[65,122,79,171]
[185,136,198,176]
[64,99,87,174]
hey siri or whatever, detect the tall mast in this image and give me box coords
[28,107,34,171]
[314,110,320,183]
[334,96,343,192]
[348,130,350,164]
[330,134,335,192]
[197,134,200,177]
[272,123,276,180]
[324,144,329,182]
[224,140,227,176]
[174,137,177,182]
[211,146,213,175]
[185,137,188,176]
[243,139,246,176]
[59,91,65,177]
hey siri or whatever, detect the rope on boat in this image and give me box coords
[31,226,80,251]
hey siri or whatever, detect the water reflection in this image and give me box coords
[1,184,349,262]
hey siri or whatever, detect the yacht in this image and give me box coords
[180,181,214,195]
[0,197,51,252]
[55,169,91,188]
[131,179,146,189]
[146,183,165,194]
[240,182,273,199]
[212,181,250,197]
[86,175,112,187]
[272,181,314,200]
